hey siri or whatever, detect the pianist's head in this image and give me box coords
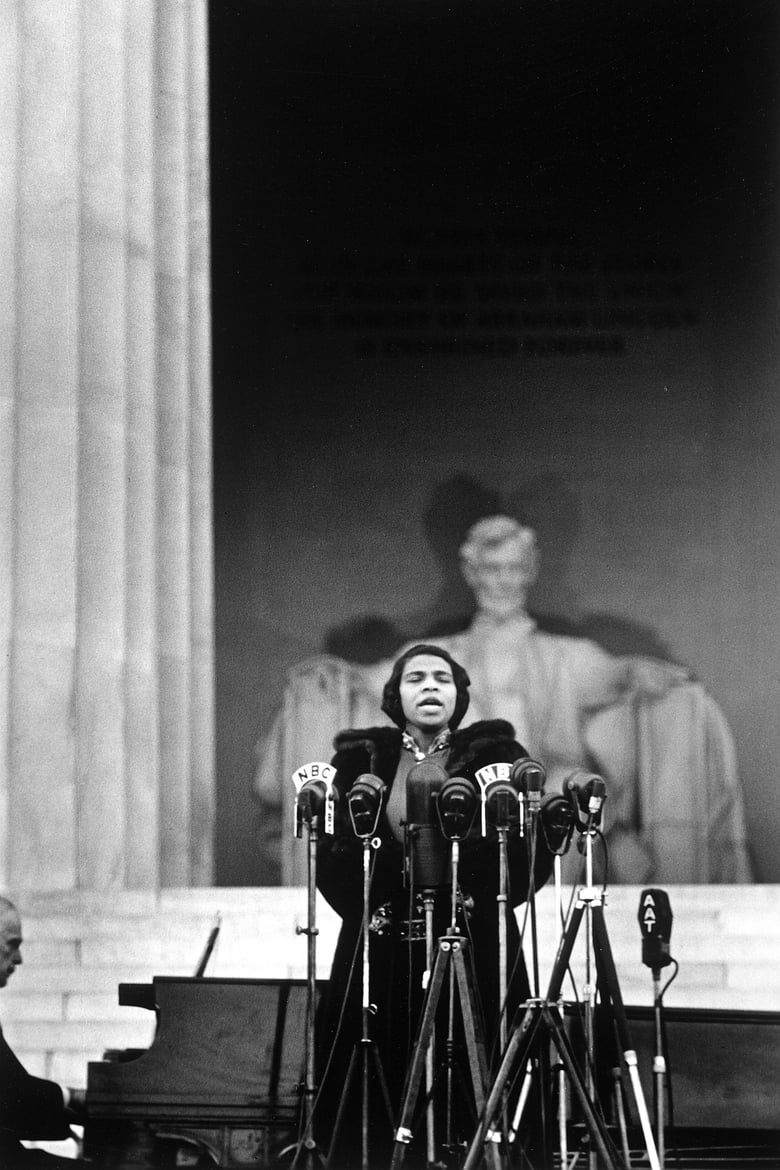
[0,896,23,987]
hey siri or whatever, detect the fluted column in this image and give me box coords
[0,0,214,891]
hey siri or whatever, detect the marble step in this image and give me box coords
[3,885,779,1091]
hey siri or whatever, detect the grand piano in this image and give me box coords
[85,976,319,1168]
[85,979,780,1168]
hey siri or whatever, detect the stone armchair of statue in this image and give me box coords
[584,682,753,883]
[254,655,385,885]
[254,653,753,887]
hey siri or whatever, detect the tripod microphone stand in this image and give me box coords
[289,762,337,1170]
[475,756,548,1162]
[390,775,499,1170]
[403,758,448,1166]
[327,774,395,1170]
[501,772,580,1168]
[462,774,662,1170]
[547,804,579,1170]
[474,760,545,1042]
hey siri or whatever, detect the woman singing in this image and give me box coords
[313,643,569,1167]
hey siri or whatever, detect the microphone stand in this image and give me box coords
[422,885,437,1168]
[496,818,511,1055]
[483,784,522,1055]
[487,798,520,1155]
[324,773,394,1170]
[580,810,600,1170]
[652,967,667,1170]
[576,804,659,1170]
[463,777,662,1170]
[525,786,542,998]
[328,831,394,1170]
[444,823,462,1154]
[402,829,438,1165]
[290,764,337,1170]
[391,777,498,1170]
[399,810,439,1170]
[638,887,675,1170]
[474,761,529,1054]
[571,782,628,1170]
[402,758,448,1167]
[484,762,546,1162]
[548,824,578,1170]
[505,791,549,1163]
[553,853,569,1170]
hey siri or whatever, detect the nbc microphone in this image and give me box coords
[292,762,337,836]
[475,762,522,836]
[638,888,673,973]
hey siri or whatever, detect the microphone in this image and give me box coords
[347,773,386,839]
[510,757,546,814]
[292,762,337,836]
[475,762,521,835]
[436,776,478,841]
[564,769,607,827]
[638,888,673,973]
[406,760,448,888]
[538,793,576,853]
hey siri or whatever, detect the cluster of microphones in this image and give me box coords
[293,759,674,974]
[293,756,609,872]
[293,756,609,837]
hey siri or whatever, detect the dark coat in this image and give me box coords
[0,1024,75,1167]
[314,720,556,1163]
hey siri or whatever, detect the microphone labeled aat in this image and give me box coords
[638,888,673,972]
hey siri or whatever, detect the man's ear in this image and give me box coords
[460,558,479,591]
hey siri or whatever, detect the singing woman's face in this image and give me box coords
[399,654,457,736]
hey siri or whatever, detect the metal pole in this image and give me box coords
[291,818,322,1170]
[653,971,666,1169]
[497,827,509,1054]
[423,888,437,1166]
[553,855,569,1169]
[306,820,319,1164]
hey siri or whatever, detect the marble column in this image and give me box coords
[0,0,214,891]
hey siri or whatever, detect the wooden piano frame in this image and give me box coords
[86,976,324,1168]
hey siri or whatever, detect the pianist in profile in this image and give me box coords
[314,644,572,1167]
[0,896,87,1168]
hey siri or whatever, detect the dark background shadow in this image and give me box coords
[208,1,777,884]
[322,471,676,659]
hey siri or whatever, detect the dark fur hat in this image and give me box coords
[380,643,471,730]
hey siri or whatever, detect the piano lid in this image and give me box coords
[87,977,323,1121]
